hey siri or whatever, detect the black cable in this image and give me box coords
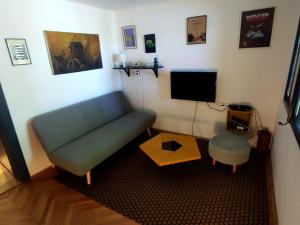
[245,108,258,139]
[278,108,292,126]
[206,102,228,112]
[141,73,145,111]
[214,102,229,107]
[253,108,263,129]
[192,101,198,136]
[278,121,290,126]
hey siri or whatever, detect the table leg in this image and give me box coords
[147,128,152,137]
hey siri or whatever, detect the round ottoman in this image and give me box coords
[208,133,251,173]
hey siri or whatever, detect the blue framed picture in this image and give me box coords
[122,25,137,49]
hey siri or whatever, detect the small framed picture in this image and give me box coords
[5,38,32,65]
[122,25,137,49]
[144,34,156,53]
[187,15,207,45]
[239,7,275,48]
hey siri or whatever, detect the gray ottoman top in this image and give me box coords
[209,133,251,165]
[210,133,250,152]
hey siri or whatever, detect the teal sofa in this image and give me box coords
[32,91,156,184]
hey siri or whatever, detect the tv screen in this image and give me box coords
[171,70,217,102]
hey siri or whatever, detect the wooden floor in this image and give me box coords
[0,168,138,225]
[0,163,19,195]
[0,129,278,225]
[0,137,20,195]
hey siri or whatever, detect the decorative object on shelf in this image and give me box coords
[112,54,119,67]
[187,15,207,45]
[137,60,145,67]
[122,25,137,49]
[119,53,126,68]
[44,31,102,75]
[153,57,158,68]
[5,38,32,66]
[239,7,275,48]
[144,34,156,53]
[134,61,140,67]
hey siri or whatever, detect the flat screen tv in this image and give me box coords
[171,70,217,102]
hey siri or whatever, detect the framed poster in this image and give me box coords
[144,34,156,53]
[44,31,103,75]
[187,15,207,45]
[5,38,32,66]
[122,25,137,49]
[239,7,275,48]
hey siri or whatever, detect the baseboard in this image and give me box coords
[266,154,278,225]
[30,166,59,182]
[152,128,209,142]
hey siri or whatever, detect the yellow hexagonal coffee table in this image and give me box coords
[140,133,201,166]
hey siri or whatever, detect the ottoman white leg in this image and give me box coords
[212,159,216,166]
[232,165,237,174]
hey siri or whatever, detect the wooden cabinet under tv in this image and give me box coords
[227,105,252,132]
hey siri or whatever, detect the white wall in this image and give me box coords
[115,0,299,145]
[270,1,300,223]
[272,106,300,225]
[0,0,120,175]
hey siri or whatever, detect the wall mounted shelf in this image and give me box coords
[113,65,164,78]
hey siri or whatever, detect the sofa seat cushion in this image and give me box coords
[49,110,156,176]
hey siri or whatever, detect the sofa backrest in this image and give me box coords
[32,91,133,154]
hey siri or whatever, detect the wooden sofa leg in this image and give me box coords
[86,171,91,185]
[147,128,152,137]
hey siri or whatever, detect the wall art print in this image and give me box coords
[44,31,103,75]
[144,34,156,53]
[187,15,207,45]
[239,7,275,48]
[122,25,137,49]
[5,38,32,66]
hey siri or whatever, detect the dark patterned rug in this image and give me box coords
[55,132,268,225]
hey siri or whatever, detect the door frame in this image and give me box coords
[0,84,30,182]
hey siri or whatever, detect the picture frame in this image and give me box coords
[44,31,103,75]
[239,7,275,48]
[187,15,207,45]
[122,25,137,49]
[5,38,32,66]
[144,34,156,53]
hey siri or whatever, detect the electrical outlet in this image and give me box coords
[135,70,141,76]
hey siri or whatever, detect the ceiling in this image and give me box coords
[68,0,173,10]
